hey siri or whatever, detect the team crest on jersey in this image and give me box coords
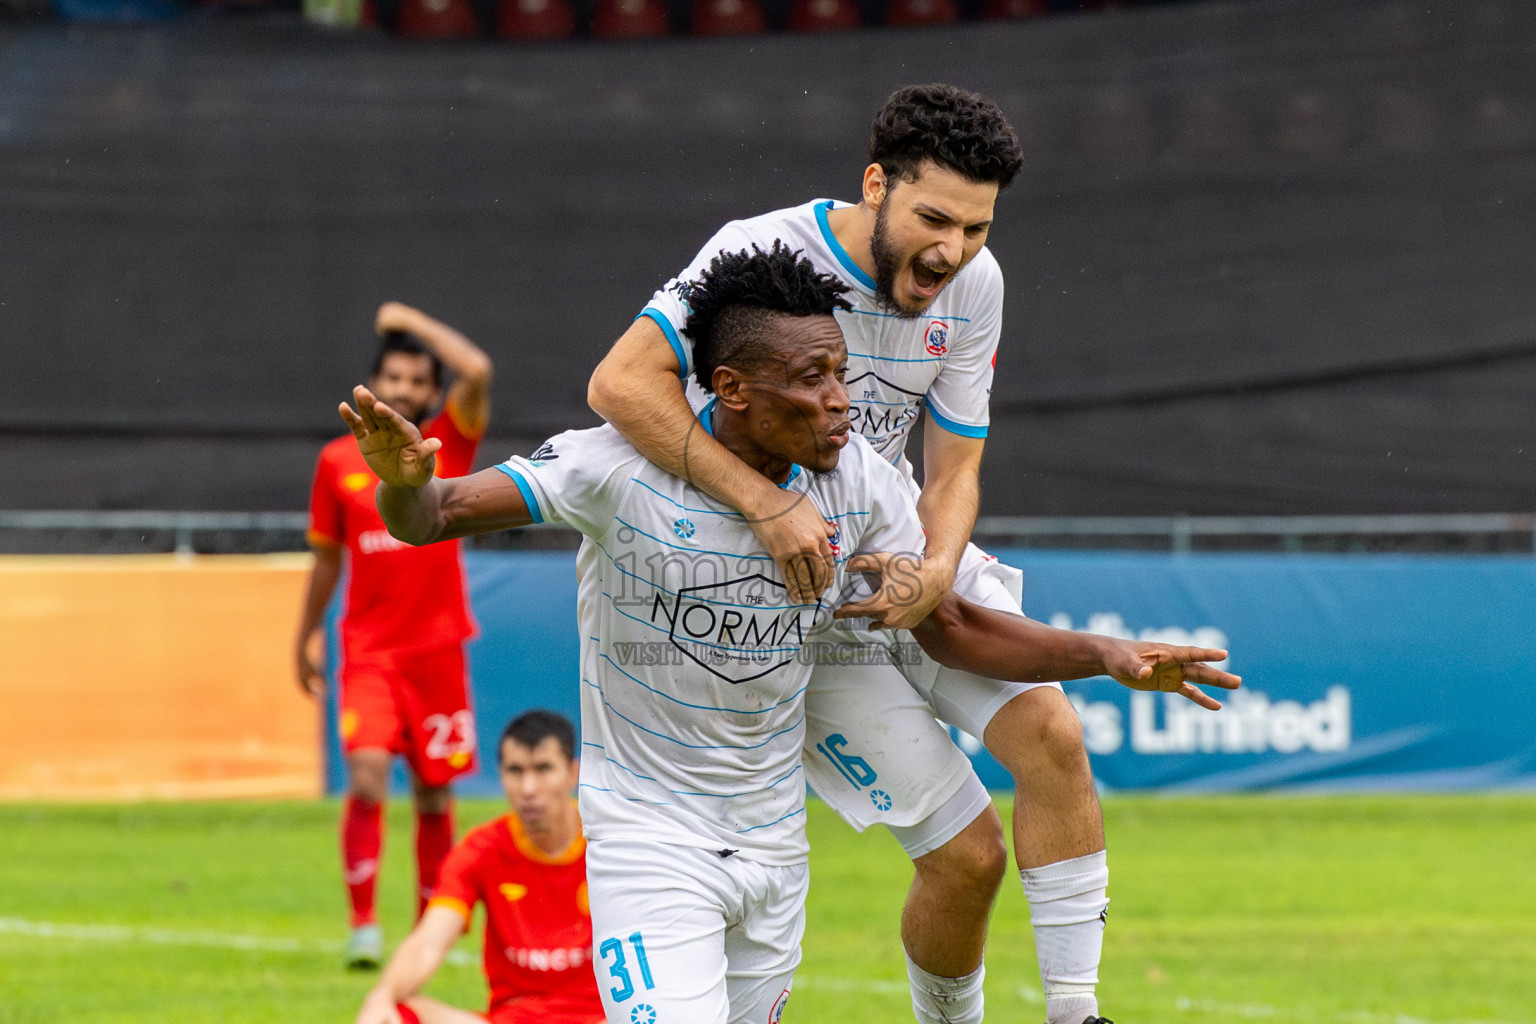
[924,320,950,356]
[650,574,822,684]
[672,518,696,540]
[827,521,842,559]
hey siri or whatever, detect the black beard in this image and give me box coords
[869,202,923,321]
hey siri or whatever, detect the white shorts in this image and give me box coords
[803,543,1060,858]
[586,839,806,1024]
[895,542,1062,739]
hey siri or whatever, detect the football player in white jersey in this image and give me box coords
[342,245,1239,1024]
[587,85,1125,1024]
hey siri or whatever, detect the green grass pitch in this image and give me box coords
[2,795,1534,1023]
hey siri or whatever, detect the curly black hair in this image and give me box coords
[869,83,1023,189]
[681,241,852,394]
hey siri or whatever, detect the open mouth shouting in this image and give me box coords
[909,259,953,302]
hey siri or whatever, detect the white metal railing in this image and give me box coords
[2,510,1532,555]
[972,513,1536,553]
[0,510,567,555]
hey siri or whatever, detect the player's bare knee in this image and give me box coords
[346,750,391,803]
[986,689,1089,780]
[414,781,453,814]
[914,804,1007,897]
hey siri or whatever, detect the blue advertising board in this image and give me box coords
[327,550,1536,796]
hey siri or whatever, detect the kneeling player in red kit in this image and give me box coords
[355,710,605,1024]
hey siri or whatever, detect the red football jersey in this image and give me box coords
[308,407,479,658]
[428,813,604,1024]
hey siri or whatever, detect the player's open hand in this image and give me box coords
[1104,641,1241,710]
[339,385,442,490]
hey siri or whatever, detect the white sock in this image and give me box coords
[1020,849,1109,1024]
[904,951,985,1024]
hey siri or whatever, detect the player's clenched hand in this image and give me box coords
[339,384,442,490]
[1103,641,1241,711]
[295,629,326,698]
[835,552,952,631]
[832,551,928,629]
[745,490,835,606]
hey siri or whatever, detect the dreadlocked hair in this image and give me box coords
[681,241,852,394]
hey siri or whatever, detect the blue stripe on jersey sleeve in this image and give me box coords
[922,398,989,439]
[494,465,545,523]
[639,308,690,379]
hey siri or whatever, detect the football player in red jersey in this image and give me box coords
[354,711,606,1024]
[295,301,494,968]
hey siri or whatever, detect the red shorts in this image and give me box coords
[339,643,477,788]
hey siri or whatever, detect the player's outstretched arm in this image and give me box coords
[339,385,533,545]
[836,555,1240,709]
[910,595,1240,710]
[588,316,835,604]
[376,301,494,438]
[355,905,465,1024]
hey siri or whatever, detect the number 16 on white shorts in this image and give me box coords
[585,839,807,1024]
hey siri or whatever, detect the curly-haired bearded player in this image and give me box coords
[588,85,1128,1024]
[340,244,1238,1024]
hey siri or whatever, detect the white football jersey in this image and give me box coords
[641,198,1003,472]
[496,403,926,866]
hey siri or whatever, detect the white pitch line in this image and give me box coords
[0,920,1522,1024]
[1173,995,1527,1024]
[791,975,909,996]
[0,917,476,965]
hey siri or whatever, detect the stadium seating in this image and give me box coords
[690,0,766,35]
[883,0,957,26]
[494,0,576,37]
[394,0,482,36]
[786,0,860,31]
[590,0,670,37]
[981,0,1048,18]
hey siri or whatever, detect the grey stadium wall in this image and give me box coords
[2,0,1535,515]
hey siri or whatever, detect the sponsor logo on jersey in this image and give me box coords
[343,471,374,492]
[358,529,410,554]
[504,945,590,971]
[672,518,696,540]
[499,883,528,902]
[530,441,558,465]
[844,370,924,401]
[648,573,821,684]
[924,320,950,356]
